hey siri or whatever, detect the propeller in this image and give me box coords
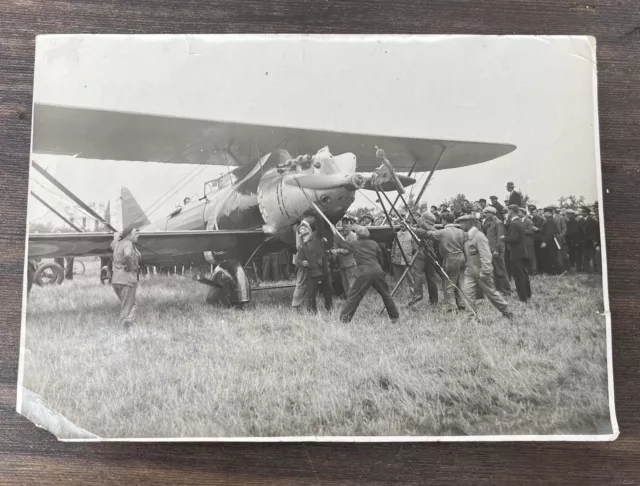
[285,173,365,191]
[363,174,416,192]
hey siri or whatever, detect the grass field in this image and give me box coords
[21,257,612,438]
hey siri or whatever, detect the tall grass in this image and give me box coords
[22,258,611,438]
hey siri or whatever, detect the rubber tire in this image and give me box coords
[33,262,65,286]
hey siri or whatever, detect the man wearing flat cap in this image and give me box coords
[455,214,513,319]
[482,206,511,296]
[416,212,466,311]
[339,225,399,323]
[502,205,531,302]
[407,211,440,307]
[110,226,142,329]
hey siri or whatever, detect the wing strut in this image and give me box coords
[374,183,478,318]
[31,160,117,232]
[30,191,83,232]
[414,144,446,206]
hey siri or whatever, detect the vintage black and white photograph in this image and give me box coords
[18,34,617,441]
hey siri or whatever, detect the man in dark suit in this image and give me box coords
[506,182,523,207]
[501,204,531,302]
[539,206,560,275]
[579,206,601,273]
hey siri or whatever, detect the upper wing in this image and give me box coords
[32,104,516,172]
[28,229,267,263]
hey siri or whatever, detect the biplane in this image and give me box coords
[27,103,516,305]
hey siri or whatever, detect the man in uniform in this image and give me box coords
[455,215,513,319]
[539,206,560,275]
[296,222,333,313]
[339,225,399,323]
[407,211,439,307]
[332,216,358,297]
[110,226,142,329]
[418,212,466,311]
[482,206,511,296]
[502,205,531,302]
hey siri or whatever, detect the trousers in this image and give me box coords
[112,284,137,327]
[526,242,537,274]
[492,254,512,296]
[462,273,511,316]
[307,274,333,312]
[340,266,357,297]
[410,252,439,304]
[340,272,399,322]
[441,254,466,309]
[511,258,531,302]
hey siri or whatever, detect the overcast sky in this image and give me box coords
[29,35,601,225]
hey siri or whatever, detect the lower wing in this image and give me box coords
[28,229,267,264]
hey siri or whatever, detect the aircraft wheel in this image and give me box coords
[34,262,64,286]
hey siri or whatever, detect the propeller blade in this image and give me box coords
[363,174,416,192]
[285,174,355,190]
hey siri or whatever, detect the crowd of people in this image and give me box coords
[291,181,602,322]
[106,181,602,328]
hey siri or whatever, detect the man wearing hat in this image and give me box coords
[417,212,466,311]
[552,206,568,272]
[506,182,523,207]
[489,196,505,222]
[539,206,560,275]
[110,226,142,329]
[579,205,600,273]
[502,205,531,302]
[358,214,374,227]
[339,225,399,323]
[564,209,581,270]
[482,206,511,296]
[295,219,333,313]
[407,211,440,307]
[332,216,358,296]
[520,207,537,275]
[455,215,513,319]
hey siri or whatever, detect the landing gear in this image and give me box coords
[33,262,65,286]
[203,259,252,308]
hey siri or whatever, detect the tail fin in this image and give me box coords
[107,187,150,231]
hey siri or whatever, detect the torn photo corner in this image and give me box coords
[17,34,618,442]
